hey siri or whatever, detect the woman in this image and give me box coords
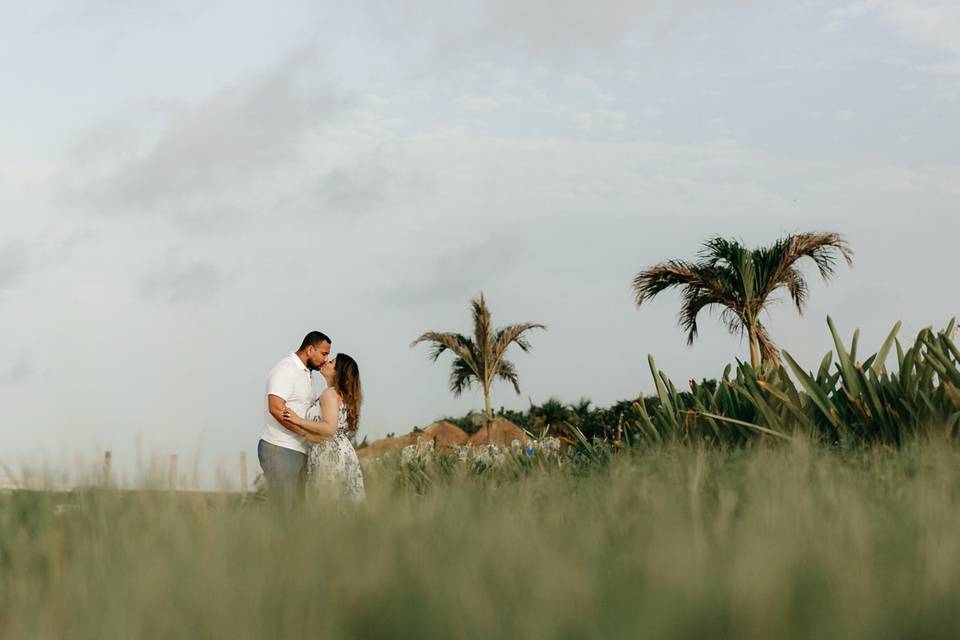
[282,353,365,505]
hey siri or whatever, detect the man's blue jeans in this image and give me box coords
[257,440,307,506]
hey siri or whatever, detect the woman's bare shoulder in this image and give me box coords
[320,387,343,402]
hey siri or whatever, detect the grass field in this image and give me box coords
[2,439,959,639]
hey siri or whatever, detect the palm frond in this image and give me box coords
[632,260,704,307]
[750,236,791,295]
[496,358,521,394]
[782,266,809,312]
[792,232,854,279]
[760,232,853,303]
[755,232,854,319]
[720,306,746,337]
[493,322,547,361]
[449,357,479,397]
[698,236,745,268]
[471,293,493,361]
[411,331,472,360]
[679,287,736,345]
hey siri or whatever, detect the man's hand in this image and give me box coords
[268,395,307,436]
[281,406,303,427]
[282,407,332,441]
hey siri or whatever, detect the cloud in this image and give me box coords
[387,237,525,306]
[0,241,27,291]
[354,0,727,64]
[456,96,502,113]
[0,356,34,386]
[834,109,860,124]
[826,1,880,24]
[311,162,392,217]
[140,260,229,303]
[922,60,960,75]
[879,1,960,55]
[40,0,212,32]
[828,1,960,56]
[62,46,353,228]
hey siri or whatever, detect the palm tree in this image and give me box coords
[632,232,853,368]
[528,398,572,435]
[411,293,546,422]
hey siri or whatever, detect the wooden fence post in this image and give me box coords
[239,451,248,496]
[103,451,112,487]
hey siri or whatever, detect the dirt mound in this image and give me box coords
[415,421,470,449]
[356,433,416,461]
[358,419,530,461]
[468,418,533,446]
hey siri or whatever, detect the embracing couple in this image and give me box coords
[257,331,365,507]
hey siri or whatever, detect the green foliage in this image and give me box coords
[633,317,960,447]
[438,318,960,449]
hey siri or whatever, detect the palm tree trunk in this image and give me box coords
[483,385,493,424]
[475,382,494,444]
[747,323,760,369]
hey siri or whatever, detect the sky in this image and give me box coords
[1,0,958,488]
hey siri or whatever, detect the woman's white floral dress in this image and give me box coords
[305,400,366,505]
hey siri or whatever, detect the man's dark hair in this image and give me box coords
[298,331,332,351]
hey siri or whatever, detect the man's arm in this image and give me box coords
[267,394,307,436]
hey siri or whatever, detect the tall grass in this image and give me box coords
[3,439,960,639]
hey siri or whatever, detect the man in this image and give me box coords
[258,331,331,505]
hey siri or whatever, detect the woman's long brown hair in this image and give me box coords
[332,353,362,433]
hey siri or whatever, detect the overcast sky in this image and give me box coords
[1,0,958,487]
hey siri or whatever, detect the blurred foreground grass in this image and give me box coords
[2,440,960,639]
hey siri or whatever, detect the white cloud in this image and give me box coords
[140,260,229,304]
[827,0,881,22]
[880,1,960,55]
[309,162,392,217]
[384,237,524,306]
[0,355,33,386]
[353,0,732,65]
[575,108,628,132]
[834,109,860,123]
[456,96,502,113]
[0,241,27,291]
[828,1,960,55]
[61,46,353,228]
[39,0,214,33]
[922,59,960,75]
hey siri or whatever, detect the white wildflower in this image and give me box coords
[417,440,435,459]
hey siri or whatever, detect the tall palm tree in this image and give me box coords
[411,293,546,422]
[632,232,853,368]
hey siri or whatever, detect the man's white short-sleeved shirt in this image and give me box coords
[260,353,321,454]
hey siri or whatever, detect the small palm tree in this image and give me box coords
[529,398,572,434]
[632,232,853,368]
[411,293,546,422]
